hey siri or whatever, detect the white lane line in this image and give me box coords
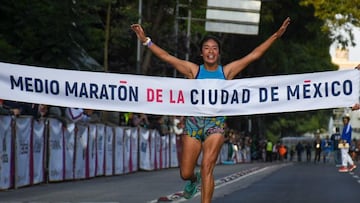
[149,164,291,203]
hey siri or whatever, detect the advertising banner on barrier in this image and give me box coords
[155,131,161,170]
[64,123,75,180]
[105,126,114,176]
[114,127,124,175]
[124,128,131,174]
[75,125,88,179]
[15,117,32,188]
[170,134,179,168]
[48,118,64,182]
[149,130,156,170]
[131,128,138,172]
[32,119,45,185]
[96,124,105,176]
[161,136,169,169]
[88,124,97,178]
[1,62,359,116]
[139,128,152,171]
[0,116,13,190]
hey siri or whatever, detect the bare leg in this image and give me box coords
[180,135,202,182]
[201,133,224,203]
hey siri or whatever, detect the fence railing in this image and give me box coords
[0,115,239,190]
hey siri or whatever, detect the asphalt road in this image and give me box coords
[0,161,359,203]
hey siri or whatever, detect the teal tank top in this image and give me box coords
[195,64,226,79]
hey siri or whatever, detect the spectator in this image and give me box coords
[2,100,30,116]
[278,143,287,161]
[0,99,21,116]
[65,107,92,123]
[131,113,150,128]
[338,115,356,172]
[331,127,342,166]
[266,140,273,162]
[305,142,312,162]
[321,135,333,163]
[296,142,304,162]
[314,135,322,163]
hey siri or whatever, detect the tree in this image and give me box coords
[0,1,105,70]
[300,0,360,48]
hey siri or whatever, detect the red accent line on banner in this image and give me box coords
[304,80,311,83]
[119,80,127,84]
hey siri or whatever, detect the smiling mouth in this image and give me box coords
[207,55,215,59]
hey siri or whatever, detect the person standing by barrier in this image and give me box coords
[331,127,342,166]
[131,17,290,203]
[266,140,273,162]
[321,135,332,163]
[338,115,357,172]
[314,135,322,163]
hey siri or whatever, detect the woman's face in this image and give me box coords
[201,39,220,65]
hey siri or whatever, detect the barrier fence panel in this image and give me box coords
[96,124,105,176]
[161,135,169,169]
[139,128,152,171]
[88,124,97,178]
[105,125,114,176]
[0,116,13,190]
[130,127,139,172]
[123,128,131,174]
[154,131,161,170]
[0,115,240,191]
[74,124,88,180]
[170,134,179,168]
[114,127,124,175]
[32,119,45,185]
[149,130,156,170]
[64,123,75,180]
[14,116,32,188]
[48,118,64,182]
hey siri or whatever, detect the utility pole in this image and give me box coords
[136,0,143,74]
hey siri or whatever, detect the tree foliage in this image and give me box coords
[300,0,360,48]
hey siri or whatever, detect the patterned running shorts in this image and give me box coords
[185,116,225,141]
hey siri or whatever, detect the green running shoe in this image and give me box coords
[183,171,201,199]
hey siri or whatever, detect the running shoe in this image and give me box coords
[348,165,357,172]
[183,171,201,199]
[338,166,349,172]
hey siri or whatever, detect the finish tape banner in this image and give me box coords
[0,62,359,116]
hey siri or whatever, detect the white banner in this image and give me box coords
[0,116,13,190]
[1,62,359,116]
[32,119,45,185]
[15,117,32,188]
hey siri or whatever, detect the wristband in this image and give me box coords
[142,37,152,47]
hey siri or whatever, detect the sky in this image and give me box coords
[329,27,360,62]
